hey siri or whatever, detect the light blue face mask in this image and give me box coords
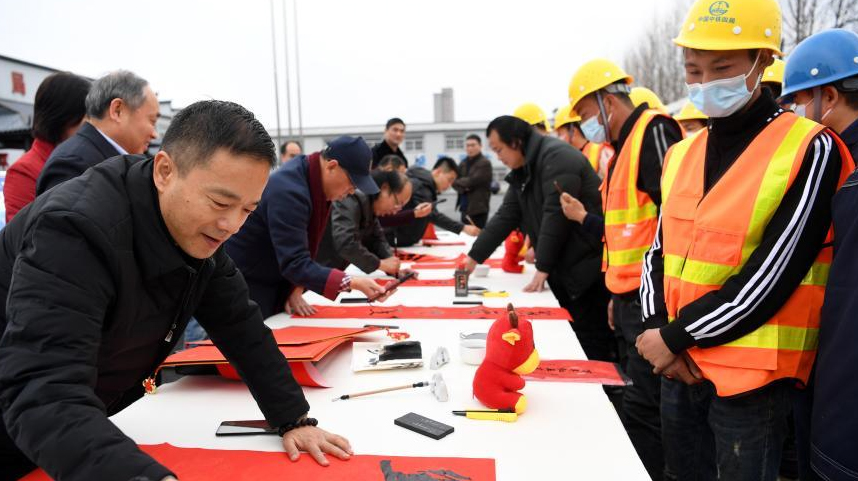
[580,114,607,143]
[687,54,762,118]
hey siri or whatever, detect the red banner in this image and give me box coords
[524,359,630,386]
[296,305,572,321]
[22,443,497,481]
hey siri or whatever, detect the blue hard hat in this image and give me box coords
[781,28,858,103]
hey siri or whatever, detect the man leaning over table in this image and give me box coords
[0,100,350,481]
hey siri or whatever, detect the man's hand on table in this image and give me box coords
[378,256,401,276]
[522,270,549,292]
[351,277,394,302]
[285,287,316,316]
[463,256,478,274]
[283,426,353,466]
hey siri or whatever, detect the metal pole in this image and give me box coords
[268,0,283,150]
[282,0,294,137]
[293,0,304,142]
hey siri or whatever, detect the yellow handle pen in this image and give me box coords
[465,412,518,422]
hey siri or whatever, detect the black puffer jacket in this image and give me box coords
[0,156,308,481]
[468,134,603,300]
[317,190,393,273]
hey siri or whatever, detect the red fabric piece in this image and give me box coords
[295,305,572,321]
[4,138,54,222]
[473,307,538,413]
[524,359,629,386]
[22,443,497,481]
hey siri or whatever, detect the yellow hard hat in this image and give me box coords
[673,0,783,55]
[568,58,634,111]
[553,104,581,129]
[763,58,785,85]
[674,101,708,121]
[513,103,551,132]
[629,87,666,111]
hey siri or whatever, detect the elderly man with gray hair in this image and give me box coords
[36,70,159,194]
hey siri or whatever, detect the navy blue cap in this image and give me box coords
[324,136,378,195]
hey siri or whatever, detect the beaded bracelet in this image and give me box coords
[278,416,319,436]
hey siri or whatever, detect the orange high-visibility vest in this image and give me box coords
[601,109,665,294]
[660,112,854,397]
[582,142,602,173]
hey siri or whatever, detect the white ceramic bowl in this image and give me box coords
[460,338,487,365]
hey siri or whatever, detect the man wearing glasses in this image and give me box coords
[317,169,413,276]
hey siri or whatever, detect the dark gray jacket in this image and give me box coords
[0,156,308,481]
[453,154,493,216]
[468,135,603,300]
[390,166,464,246]
[318,190,393,273]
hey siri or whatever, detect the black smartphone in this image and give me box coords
[340,297,369,303]
[368,271,417,302]
[215,420,278,436]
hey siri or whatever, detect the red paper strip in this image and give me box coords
[411,258,507,270]
[422,239,466,246]
[395,252,457,263]
[377,278,455,288]
[191,326,383,347]
[22,443,496,481]
[523,359,630,386]
[217,361,330,387]
[162,337,347,366]
[296,305,572,321]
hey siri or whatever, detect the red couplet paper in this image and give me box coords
[411,258,507,270]
[162,337,347,366]
[216,360,330,388]
[296,305,572,321]
[395,252,456,263]
[377,278,455,288]
[422,239,466,246]
[22,443,497,481]
[190,326,384,347]
[523,359,630,386]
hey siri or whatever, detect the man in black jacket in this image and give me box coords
[464,116,611,361]
[36,70,160,194]
[0,101,351,481]
[453,134,493,228]
[318,169,410,275]
[389,158,480,247]
[370,118,408,169]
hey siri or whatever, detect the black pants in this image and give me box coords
[613,294,665,481]
[550,276,614,363]
[460,212,487,229]
[0,422,35,481]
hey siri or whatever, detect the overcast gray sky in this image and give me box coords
[0,0,672,129]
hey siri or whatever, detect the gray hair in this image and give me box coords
[85,70,150,118]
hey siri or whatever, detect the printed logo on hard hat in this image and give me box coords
[700,1,735,24]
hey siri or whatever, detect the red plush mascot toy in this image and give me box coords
[473,304,540,414]
[501,230,526,273]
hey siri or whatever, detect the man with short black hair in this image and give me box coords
[0,100,352,481]
[280,140,302,163]
[371,117,407,168]
[452,134,493,228]
[36,70,160,194]
[390,157,480,246]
